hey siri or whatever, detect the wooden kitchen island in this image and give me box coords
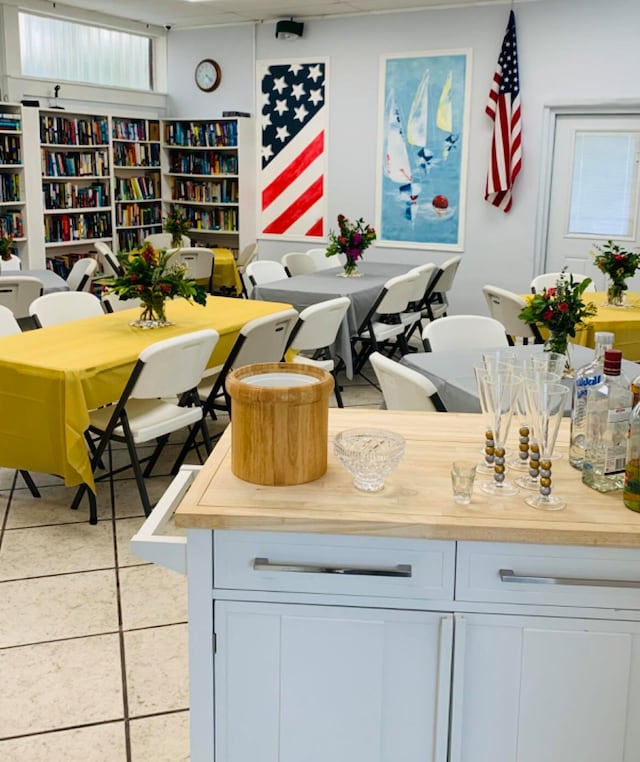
[134,409,640,762]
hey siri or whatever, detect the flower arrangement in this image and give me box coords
[325,214,376,276]
[592,239,640,306]
[101,242,207,326]
[164,206,192,248]
[518,271,597,356]
[0,233,14,261]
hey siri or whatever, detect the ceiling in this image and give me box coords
[34,0,516,31]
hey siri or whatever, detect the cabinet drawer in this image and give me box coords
[457,541,640,610]
[214,531,455,602]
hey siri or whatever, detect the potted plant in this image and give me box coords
[592,239,640,307]
[164,206,192,248]
[325,214,376,276]
[0,234,15,261]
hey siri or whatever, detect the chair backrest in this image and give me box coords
[29,291,104,327]
[287,297,351,352]
[94,242,123,277]
[144,232,191,249]
[66,257,98,291]
[406,263,438,306]
[369,352,445,412]
[482,284,540,342]
[422,314,509,351]
[246,260,289,287]
[376,270,422,315]
[236,243,258,271]
[102,293,143,313]
[132,329,219,399]
[0,275,43,319]
[281,251,317,277]
[0,303,21,335]
[171,247,215,281]
[431,255,462,294]
[232,309,299,368]
[0,254,21,272]
[530,272,596,293]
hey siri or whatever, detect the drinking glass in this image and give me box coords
[475,359,516,474]
[451,460,477,504]
[474,367,521,496]
[530,352,568,378]
[522,382,570,510]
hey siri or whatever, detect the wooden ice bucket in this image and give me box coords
[226,362,334,486]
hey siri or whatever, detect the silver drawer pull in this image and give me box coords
[253,557,412,578]
[500,568,640,589]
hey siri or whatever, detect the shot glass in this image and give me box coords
[451,461,477,505]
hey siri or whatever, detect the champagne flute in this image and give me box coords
[474,366,521,496]
[522,381,570,510]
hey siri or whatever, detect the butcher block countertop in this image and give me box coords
[175,409,640,548]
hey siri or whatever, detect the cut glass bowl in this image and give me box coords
[332,428,405,492]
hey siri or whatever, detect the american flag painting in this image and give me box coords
[259,60,327,239]
[484,10,522,213]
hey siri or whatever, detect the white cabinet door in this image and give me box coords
[215,600,453,762]
[450,613,640,762]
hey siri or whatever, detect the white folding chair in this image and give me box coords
[369,352,446,412]
[171,247,215,292]
[72,329,219,523]
[66,257,98,292]
[236,243,259,298]
[423,255,462,320]
[29,291,104,327]
[400,263,438,341]
[144,232,191,249]
[102,293,143,313]
[94,242,123,277]
[306,247,345,270]
[351,270,421,372]
[0,254,21,272]
[245,260,289,297]
[285,296,351,407]
[422,314,509,352]
[281,251,317,277]
[0,275,42,319]
[199,309,299,419]
[483,284,543,345]
[531,272,596,293]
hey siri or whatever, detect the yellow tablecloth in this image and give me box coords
[0,297,291,489]
[571,292,640,360]
[212,248,242,294]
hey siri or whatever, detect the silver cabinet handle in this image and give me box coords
[253,557,412,578]
[499,568,640,589]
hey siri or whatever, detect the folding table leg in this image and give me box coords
[20,471,41,498]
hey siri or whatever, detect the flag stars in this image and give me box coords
[293,104,309,123]
[275,125,290,143]
[273,99,289,116]
[291,82,306,101]
[272,76,288,95]
[261,144,274,160]
[289,63,304,75]
[307,64,323,82]
[308,88,323,106]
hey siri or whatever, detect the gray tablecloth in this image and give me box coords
[0,269,69,294]
[402,344,639,413]
[253,262,412,378]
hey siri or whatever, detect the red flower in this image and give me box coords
[543,309,554,321]
[545,287,556,297]
[614,254,626,261]
[558,302,569,312]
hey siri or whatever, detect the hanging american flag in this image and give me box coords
[485,10,522,213]
[259,60,327,238]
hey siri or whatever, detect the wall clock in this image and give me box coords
[195,59,222,92]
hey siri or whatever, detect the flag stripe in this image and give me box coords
[263,176,324,234]
[262,131,324,209]
[306,218,323,236]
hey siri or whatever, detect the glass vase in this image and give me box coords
[544,332,574,378]
[171,233,183,249]
[338,258,361,278]
[606,280,626,307]
[130,293,172,329]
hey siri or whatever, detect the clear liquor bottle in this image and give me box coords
[582,349,632,492]
[569,331,614,469]
[624,401,640,512]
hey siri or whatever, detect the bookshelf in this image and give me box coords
[112,117,163,252]
[161,117,255,256]
[0,105,27,264]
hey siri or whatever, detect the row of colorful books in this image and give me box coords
[164,120,238,149]
[42,150,110,178]
[117,225,162,252]
[43,181,109,210]
[0,134,21,164]
[112,118,160,143]
[44,212,111,242]
[170,177,238,204]
[113,142,160,168]
[116,203,162,227]
[0,211,24,237]
[168,150,238,176]
[40,116,109,146]
[115,175,159,201]
[0,173,21,203]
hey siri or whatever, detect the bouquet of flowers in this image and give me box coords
[0,233,14,261]
[325,214,376,275]
[592,239,640,306]
[102,242,206,325]
[519,271,597,355]
[164,206,191,247]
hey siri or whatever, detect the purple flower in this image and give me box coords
[352,232,362,246]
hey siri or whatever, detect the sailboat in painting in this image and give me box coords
[407,68,434,176]
[437,71,459,160]
[384,92,420,220]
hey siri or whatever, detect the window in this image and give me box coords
[19,13,152,91]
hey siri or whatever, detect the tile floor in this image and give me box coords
[0,367,382,761]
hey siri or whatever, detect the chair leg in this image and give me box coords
[332,372,344,408]
[171,418,212,475]
[143,435,170,478]
[20,470,40,498]
[120,423,153,517]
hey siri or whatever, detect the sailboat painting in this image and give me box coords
[376,50,471,250]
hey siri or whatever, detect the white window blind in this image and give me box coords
[569,131,640,237]
[19,13,152,91]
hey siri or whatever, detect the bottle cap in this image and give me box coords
[594,331,614,345]
[603,349,622,375]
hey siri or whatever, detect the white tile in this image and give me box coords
[129,710,190,762]
[119,564,187,630]
[0,521,114,581]
[4,482,111,529]
[125,624,189,716]
[0,634,123,737]
[0,569,118,647]
[0,722,127,761]
[115,516,148,568]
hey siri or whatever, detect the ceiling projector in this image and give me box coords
[275,19,304,40]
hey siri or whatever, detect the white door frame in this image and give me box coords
[533,100,640,278]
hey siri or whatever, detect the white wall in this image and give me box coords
[166,0,640,316]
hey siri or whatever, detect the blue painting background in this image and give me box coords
[379,53,468,248]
